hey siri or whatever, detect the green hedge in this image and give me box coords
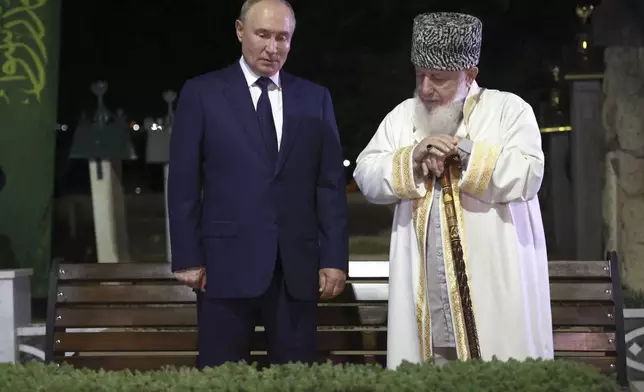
[0,359,619,391]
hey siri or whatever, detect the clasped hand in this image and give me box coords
[412,135,460,178]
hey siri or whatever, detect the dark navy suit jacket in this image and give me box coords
[167,63,348,301]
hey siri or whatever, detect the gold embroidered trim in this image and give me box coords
[475,145,501,197]
[463,88,485,128]
[460,153,482,194]
[412,179,433,361]
[459,88,487,194]
[392,145,419,199]
[460,142,501,197]
[401,146,415,197]
[392,149,405,197]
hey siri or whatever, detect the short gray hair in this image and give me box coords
[239,0,296,25]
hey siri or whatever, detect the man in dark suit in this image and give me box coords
[168,0,349,368]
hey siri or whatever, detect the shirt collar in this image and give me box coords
[239,57,281,89]
[466,80,481,100]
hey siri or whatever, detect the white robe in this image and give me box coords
[353,82,554,370]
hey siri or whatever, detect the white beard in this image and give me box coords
[411,96,466,140]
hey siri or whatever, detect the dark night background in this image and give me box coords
[54,0,589,194]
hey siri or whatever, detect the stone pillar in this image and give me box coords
[602,49,644,290]
[545,132,576,259]
[570,79,604,260]
[594,0,644,290]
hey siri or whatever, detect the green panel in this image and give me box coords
[0,0,62,298]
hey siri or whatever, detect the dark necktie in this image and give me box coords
[255,77,278,165]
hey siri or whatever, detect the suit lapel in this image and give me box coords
[275,72,301,176]
[222,63,269,162]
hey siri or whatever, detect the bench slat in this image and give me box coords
[57,282,613,304]
[59,260,612,281]
[54,307,388,328]
[55,331,197,351]
[54,304,614,328]
[553,332,616,352]
[549,282,613,301]
[57,262,392,281]
[548,260,611,278]
[53,331,615,353]
[56,282,389,304]
[54,330,386,352]
[551,305,614,326]
[58,263,174,281]
[56,307,196,327]
[58,260,612,281]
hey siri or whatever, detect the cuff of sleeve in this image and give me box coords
[457,139,473,169]
[458,138,473,154]
[392,145,427,199]
[458,141,501,197]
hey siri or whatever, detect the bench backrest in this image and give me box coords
[45,253,627,387]
[45,260,388,370]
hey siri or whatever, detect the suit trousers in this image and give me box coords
[196,257,318,368]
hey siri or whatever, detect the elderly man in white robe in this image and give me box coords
[353,12,554,369]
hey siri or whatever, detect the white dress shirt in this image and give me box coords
[239,57,283,150]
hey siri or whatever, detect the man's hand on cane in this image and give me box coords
[174,267,206,292]
[413,135,460,178]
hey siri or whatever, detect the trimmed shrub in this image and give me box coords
[0,359,619,391]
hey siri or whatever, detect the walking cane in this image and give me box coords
[439,154,481,359]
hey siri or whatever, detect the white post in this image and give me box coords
[89,160,131,263]
[0,269,33,363]
[164,163,171,262]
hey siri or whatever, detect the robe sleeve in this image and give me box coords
[458,94,544,204]
[353,105,427,205]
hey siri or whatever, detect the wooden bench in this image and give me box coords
[44,253,627,388]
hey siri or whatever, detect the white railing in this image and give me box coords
[0,269,46,362]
